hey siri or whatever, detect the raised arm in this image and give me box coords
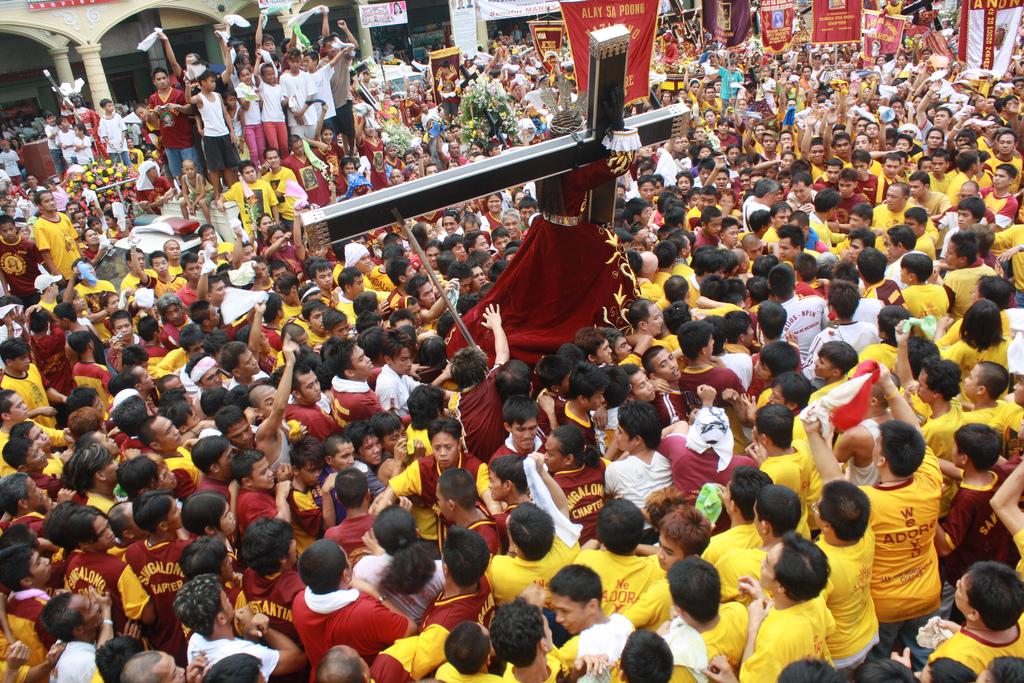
[159,33,183,81]
[255,336,297,446]
[480,304,509,365]
[527,452,570,519]
[801,415,844,483]
[993,452,1024,536]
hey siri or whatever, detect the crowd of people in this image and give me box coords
[1,3,1024,683]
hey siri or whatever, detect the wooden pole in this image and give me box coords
[395,209,478,351]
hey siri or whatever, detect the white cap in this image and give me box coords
[34,273,61,292]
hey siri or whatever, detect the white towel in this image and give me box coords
[665,617,709,683]
[523,459,582,548]
[303,587,360,614]
[287,5,328,28]
[220,287,269,325]
[224,14,250,28]
[137,27,164,52]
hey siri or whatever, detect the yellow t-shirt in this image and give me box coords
[738,597,834,682]
[945,264,997,320]
[0,365,53,428]
[75,280,118,341]
[33,213,81,280]
[994,225,1024,293]
[1014,528,1024,577]
[858,343,898,370]
[910,191,952,217]
[901,284,950,319]
[669,601,749,683]
[962,401,1024,446]
[714,546,765,604]
[759,457,811,537]
[622,578,671,631]
[929,618,1024,674]
[941,339,1009,379]
[818,533,877,660]
[262,167,299,221]
[702,523,761,567]
[860,447,942,622]
[223,178,279,236]
[573,550,665,614]
[922,403,965,515]
[487,537,581,606]
[938,311,1009,349]
[872,205,906,230]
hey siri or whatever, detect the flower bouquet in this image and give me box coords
[66,158,138,205]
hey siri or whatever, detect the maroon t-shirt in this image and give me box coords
[124,539,190,664]
[282,154,332,209]
[147,87,194,150]
[331,387,382,429]
[27,327,74,395]
[941,465,1015,583]
[676,367,744,415]
[660,432,756,531]
[324,513,376,560]
[457,368,505,462]
[0,237,43,297]
[292,591,409,669]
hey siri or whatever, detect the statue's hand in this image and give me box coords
[607,150,635,175]
[601,83,627,133]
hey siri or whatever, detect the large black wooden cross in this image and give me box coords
[299,24,688,244]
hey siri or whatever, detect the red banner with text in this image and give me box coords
[560,0,660,105]
[760,0,795,53]
[811,0,862,44]
[863,11,908,58]
[529,21,566,72]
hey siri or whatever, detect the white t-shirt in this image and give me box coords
[56,128,77,162]
[720,352,754,391]
[74,134,94,163]
[604,451,673,511]
[802,322,880,379]
[375,364,420,417]
[259,82,286,123]
[98,114,128,152]
[187,634,279,681]
[0,149,19,176]
[310,64,337,120]
[44,123,59,150]
[780,294,829,358]
[53,641,97,683]
[197,91,230,138]
[279,70,316,126]
[853,297,884,329]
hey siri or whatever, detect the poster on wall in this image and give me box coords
[358,2,409,28]
[759,0,794,53]
[959,0,1024,77]
[450,0,480,56]
[529,21,565,71]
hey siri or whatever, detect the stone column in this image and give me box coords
[75,44,111,106]
[476,19,489,51]
[48,47,75,87]
[354,9,374,60]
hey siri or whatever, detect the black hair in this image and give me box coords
[490,598,546,668]
[759,340,800,377]
[242,517,294,576]
[596,499,644,555]
[954,423,1002,471]
[96,637,146,683]
[617,400,662,449]
[375,506,436,595]
[444,621,492,676]
[856,248,888,284]
[619,630,674,683]
[818,480,871,542]
[817,340,859,376]
[962,300,1005,351]
[41,591,84,641]
[116,457,159,500]
[757,301,787,340]
[774,532,830,602]
[0,543,34,591]
[778,660,844,683]
[966,561,1024,630]
[852,660,915,683]
[204,653,264,683]
[438,468,479,510]
[131,490,175,533]
[442,525,490,588]
[181,492,229,537]
[668,556,720,623]
[755,484,802,536]
[490,454,528,493]
[297,539,349,595]
[549,564,602,605]
[179,536,228,581]
[507,502,555,561]
[878,420,926,477]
